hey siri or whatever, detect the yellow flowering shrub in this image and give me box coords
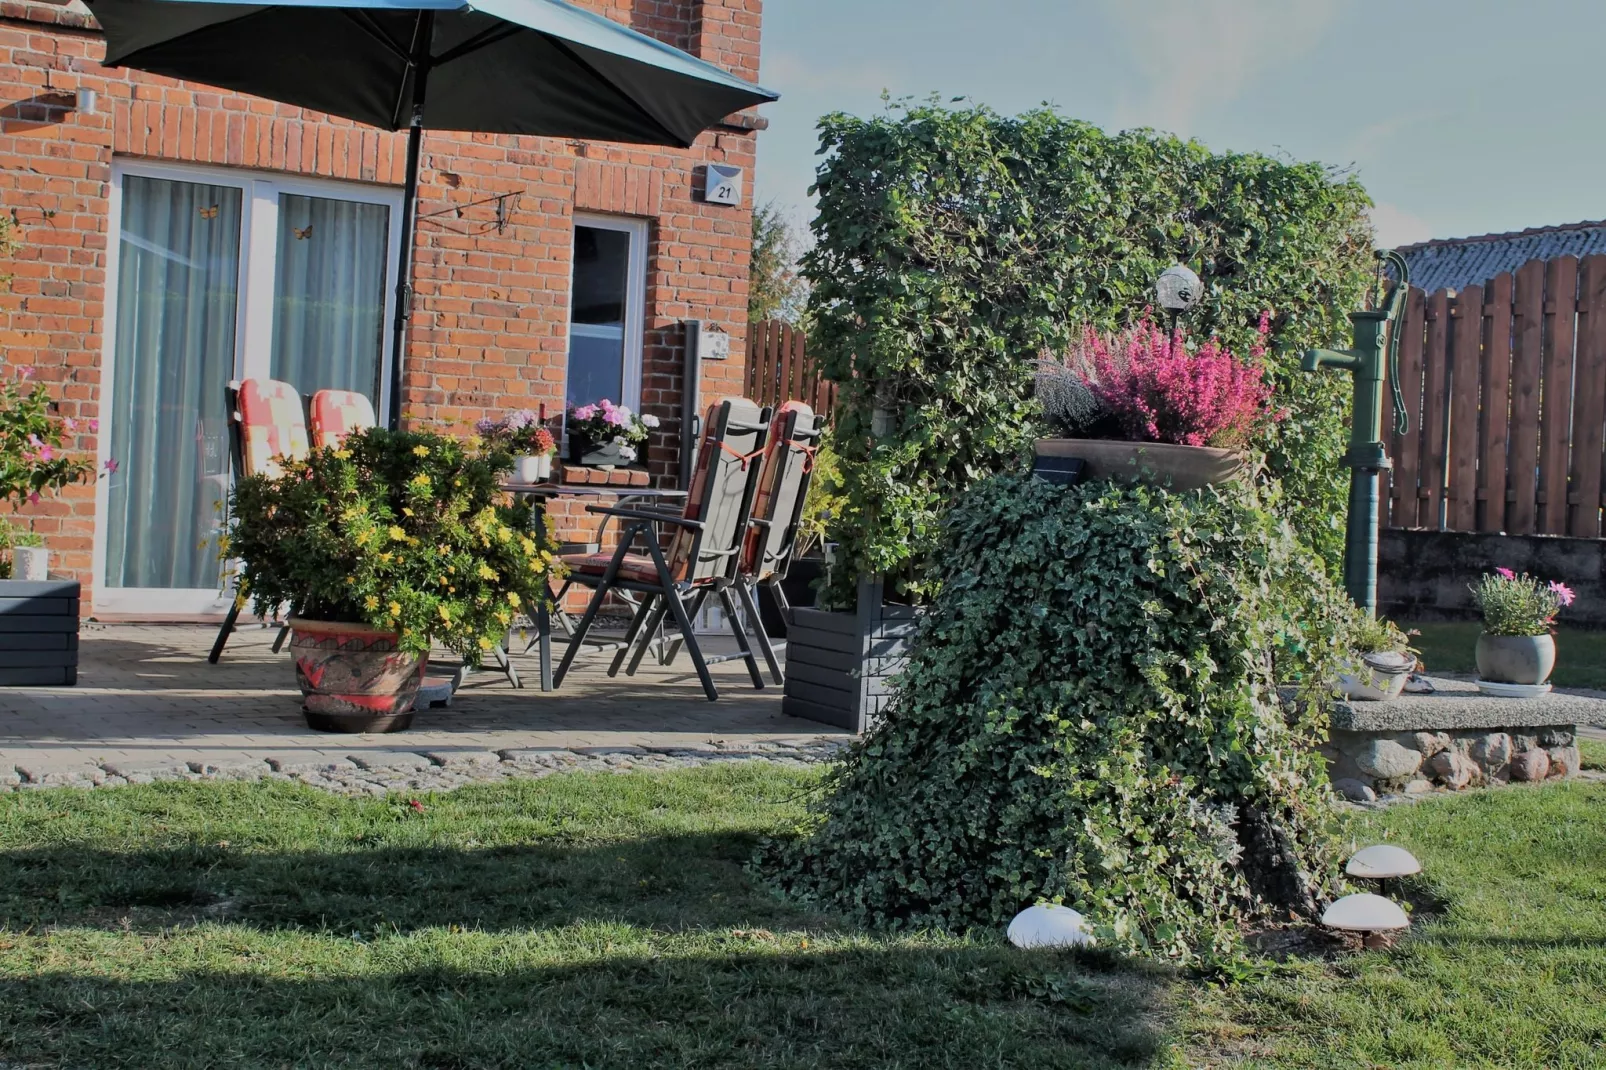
[228,427,564,663]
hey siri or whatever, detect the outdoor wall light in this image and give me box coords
[1007,904,1096,949]
[1154,264,1203,314]
[1321,892,1410,948]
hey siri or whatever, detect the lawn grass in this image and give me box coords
[3,768,1605,1069]
[0,767,1167,1069]
[1186,781,1606,1068]
[1405,621,1606,690]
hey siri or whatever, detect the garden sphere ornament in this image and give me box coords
[1007,904,1095,949]
[1155,264,1204,313]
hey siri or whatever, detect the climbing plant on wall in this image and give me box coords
[804,101,1374,605]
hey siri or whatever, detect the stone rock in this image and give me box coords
[101,761,192,781]
[186,760,269,780]
[1403,778,1435,795]
[1354,739,1423,780]
[268,758,358,777]
[571,746,650,757]
[1333,777,1377,803]
[1538,727,1576,748]
[420,750,501,769]
[1508,748,1551,782]
[1426,750,1478,790]
[1469,732,1512,770]
[1411,731,1451,756]
[1546,746,1580,778]
[349,752,435,772]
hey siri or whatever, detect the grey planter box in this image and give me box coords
[781,576,921,733]
[0,579,80,686]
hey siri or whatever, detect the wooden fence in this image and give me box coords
[745,319,836,418]
[1387,254,1606,539]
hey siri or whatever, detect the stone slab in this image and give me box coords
[1331,677,1606,732]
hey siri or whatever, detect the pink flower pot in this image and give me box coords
[288,617,426,733]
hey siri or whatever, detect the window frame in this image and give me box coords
[94,159,403,615]
[566,212,648,415]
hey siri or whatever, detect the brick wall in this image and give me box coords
[0,0,764,613]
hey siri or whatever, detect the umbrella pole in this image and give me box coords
[386,12,435,430]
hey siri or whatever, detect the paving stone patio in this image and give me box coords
[0,623,852,790]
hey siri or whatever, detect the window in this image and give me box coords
[96,162,401,613]
[566,214,647,412]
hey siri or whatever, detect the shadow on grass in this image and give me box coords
[0,828,1174,1069]
[0,950,1171,1070]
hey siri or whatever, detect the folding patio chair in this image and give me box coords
[307,388,377,449]
[207,378,310,664]
[726,400,824,683]
[552,397,770,701]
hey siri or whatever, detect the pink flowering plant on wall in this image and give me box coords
[568,399,655,455]
[1040,313,1281,449]
[0,364,95,510]
[1471,568,1575,636]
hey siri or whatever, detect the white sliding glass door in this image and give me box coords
[96,163,401,615]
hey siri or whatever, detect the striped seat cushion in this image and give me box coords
[237,378,310,479]
[309,389,376,449]
[561,552,666,585]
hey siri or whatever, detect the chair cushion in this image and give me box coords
[741,401,813,578]
[237,378,310,479]
[562,552,664,585]
[309,389,376,449]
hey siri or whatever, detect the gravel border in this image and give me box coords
[2,739,853,796]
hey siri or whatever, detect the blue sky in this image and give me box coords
[753,0,1606,248]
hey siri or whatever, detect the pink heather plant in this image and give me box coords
[1075,314,1280,449]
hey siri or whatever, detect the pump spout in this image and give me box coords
[1302,347,1362,373]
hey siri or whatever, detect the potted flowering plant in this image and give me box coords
[1336,614,1417,701]
[1,365,98,579]
[476,409,556,482]
[1033,314,1281,489]
[567,398,657,467]
[0,363,103,686]
[1469,567,1574,692]
[227,427,562,732]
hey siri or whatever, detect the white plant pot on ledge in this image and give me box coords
[10,545,48,581]
[513,453,553,483]
[1337,650,1415,701]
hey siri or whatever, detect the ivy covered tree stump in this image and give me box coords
[769,475,1355,964]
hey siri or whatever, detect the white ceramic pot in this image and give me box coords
[1337,650,1415,701]
[10,545,48,581]
[513,454,551,483]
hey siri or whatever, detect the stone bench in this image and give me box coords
[1320,677,1604,802]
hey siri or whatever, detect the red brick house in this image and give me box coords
[0,0,766,617]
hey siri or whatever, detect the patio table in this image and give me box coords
[499,481,688,692]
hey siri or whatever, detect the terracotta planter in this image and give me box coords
[1475,632,1555,686]
[1033,438,1248,491]
[288,617,426,733]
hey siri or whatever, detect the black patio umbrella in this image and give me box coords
[87,0,777,426]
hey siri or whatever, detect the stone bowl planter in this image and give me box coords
[1033,439,1247,491]
[1337,650,1415,701]
[567,436,639,468]
[288,617,426,733]
[1475,632,1555,686]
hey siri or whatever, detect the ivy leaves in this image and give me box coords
[769,476,1355,964]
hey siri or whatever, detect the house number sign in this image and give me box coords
[702,164,743,206]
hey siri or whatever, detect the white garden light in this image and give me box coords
[1007,904,1096,949]
[1321,892,1410,948]
[1345,844,1421,880]
[1155,264,1204,314]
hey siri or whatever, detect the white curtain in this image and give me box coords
[270,194,390,401]
[106,175,241,590]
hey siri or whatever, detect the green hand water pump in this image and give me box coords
[1300,250,1411,617]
